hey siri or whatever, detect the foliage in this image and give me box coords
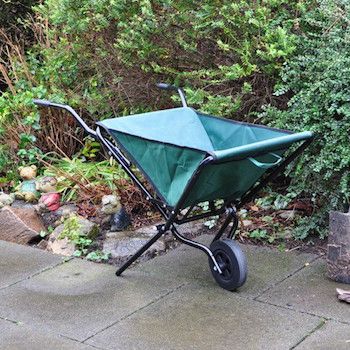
[43,157,128,202]
[58,214,93,256]
[86,250,110,262]
[0,0,310,169]
[262,0,350,238]
[58,215,110,260]
[32,0,305,117]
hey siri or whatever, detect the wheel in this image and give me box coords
[208,239,247,291]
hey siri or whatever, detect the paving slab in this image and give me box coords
[138,234,318,298]
[257,258,350,323]
[0,258,184,342]
[295,320,350,350]
[86,283,322,350]
[0,240,63,289]
[0,319,94,350]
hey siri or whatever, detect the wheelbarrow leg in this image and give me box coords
[212,207,238,243]
[115,226,167,276]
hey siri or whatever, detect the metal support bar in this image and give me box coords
[171,226,222,274]
[174,206,225,224]
[116,226,166,275]
[114,154,226,275]
[212,207,238,242]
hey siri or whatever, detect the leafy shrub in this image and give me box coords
[35,0,304,117]
[0,0,311,171]
[262,0,350,238]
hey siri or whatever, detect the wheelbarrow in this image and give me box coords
[34,83,313,291]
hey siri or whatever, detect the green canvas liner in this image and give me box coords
[98,107,313,208]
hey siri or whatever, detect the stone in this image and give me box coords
[257,259,350,323]
[278,210,297,220]
[101,194,121,215]
[295,321,350,350]
[37,239,48,250]
[37,193,61,212]
[327,210,350,284]
[242,219,253,227]
[11,200,36,210]
[0,192,15,208]
[103,230,166,260]
[55,204,78,218]
[47,216,99,256]
[110,207,131,231]
[0,206,45,244]
[0,319,92,350]
[336,288,350,303]
[0,240,63,288]
[39,203,78,229]
[35,176,58,193]
[47,234,75,256]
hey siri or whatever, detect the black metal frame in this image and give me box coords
[33,88,313,278]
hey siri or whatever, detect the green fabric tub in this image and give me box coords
[99,107,312,208]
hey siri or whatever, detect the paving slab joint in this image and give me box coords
[82,282,188,343]
[290,318,326,349]
[253,255,322,301]
[0,257,73,291]
[60,334,107,350]
[0,315,23,326]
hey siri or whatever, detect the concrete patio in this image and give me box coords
[0,235,349,349]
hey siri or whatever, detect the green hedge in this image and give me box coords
[0,0,307,166]
[262,0,350,238]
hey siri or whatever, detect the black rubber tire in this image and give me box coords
[208,239,247,291]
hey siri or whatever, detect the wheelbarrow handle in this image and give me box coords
[156,82,188,108]
[33,99,97,139]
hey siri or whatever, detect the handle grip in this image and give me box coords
[156,83,178,91]
[33,99,97,139]
[156,82,188,107]
[248,153,282,169]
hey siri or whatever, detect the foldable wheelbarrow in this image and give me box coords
[34,83,313,291]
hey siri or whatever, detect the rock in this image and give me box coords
[37,239,48,250]
[75,216,99,239]
[40,203,78,229]
[47,226,75,256]
[110,207,131,231]
[11,200,36,210]
[47,215,99,256]
[103,230,166,259]
[278,210,298,220]
[36,176,57,193]
[101,194,121,215]
[103,220,204,260]
[0,206,45,244]
[242,219,253,227]
[0,192,15,208]
[55,204,78,217]
[327,211,350,284]
[37,192,61,212]
[336,288,350,303]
